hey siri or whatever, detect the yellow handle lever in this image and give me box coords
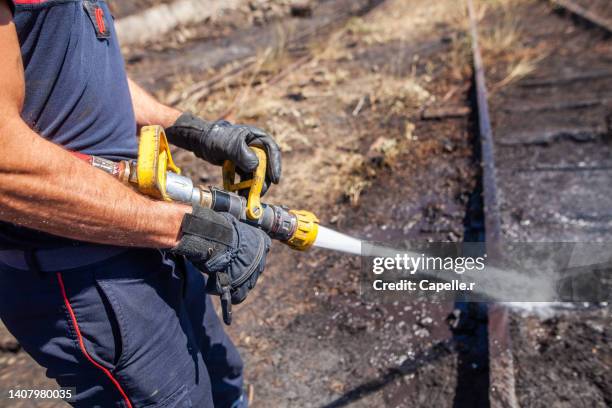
[137,125,181,201]
[222,147,267,220]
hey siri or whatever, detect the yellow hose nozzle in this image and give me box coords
[108,125,321,252]
[286,210,319,251]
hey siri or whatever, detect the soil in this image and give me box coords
[510,307,611,408]
[107,0,176,19]
[480,0,612,406]
[162,0,481,405]
[0,324,62,408]
[483,0,612,242]
[2,1,479,406]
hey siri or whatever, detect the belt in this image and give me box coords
[0,245,127,272]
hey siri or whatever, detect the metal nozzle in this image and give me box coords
[108,158,321,251]
[75,151,321,252]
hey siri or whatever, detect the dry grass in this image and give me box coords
[332,153,370,207]
[493,53,545,89]
[449,32,473,80]
[477,0,524,50]
[222,0,451,206]
[476,0,546,89]
[160,0,473,211]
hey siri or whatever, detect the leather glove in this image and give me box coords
[171,205,271,324]
[165,112,282,195]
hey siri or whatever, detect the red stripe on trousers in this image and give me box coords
[56,273,133,408]
[12,0,49,4]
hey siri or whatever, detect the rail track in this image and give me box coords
[466,1,517,406]
[466,0,611,406]
[551,0,612,33]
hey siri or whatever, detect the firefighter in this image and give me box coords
[0,1,282,406]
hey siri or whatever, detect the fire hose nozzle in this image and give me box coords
[73,125,322,251]
[286,210,319,251]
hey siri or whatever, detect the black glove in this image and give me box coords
[171,205,271,324]
[165,112,282,195]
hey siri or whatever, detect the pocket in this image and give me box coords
[83,0,111,39]
[94,279,127,368]
[95,266,183,369]
[56,268,126,371]
[91,252,199,406]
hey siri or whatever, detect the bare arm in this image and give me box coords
[0,3,187,249]
[128,78,181,128]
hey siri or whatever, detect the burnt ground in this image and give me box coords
[2,1,479,406]
[480,0,612,406]
[0,324,60,408]
[107,0,296,21]
[173,0,480,405]
[510,307,611,408]
[0,0,610,407]
[106,0,175,19]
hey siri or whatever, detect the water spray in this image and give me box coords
[313,226,362,255]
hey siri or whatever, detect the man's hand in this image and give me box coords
[171,205,271,323]
[165,113,282,194]
[126,81,282,194]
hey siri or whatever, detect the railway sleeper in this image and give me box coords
[496,126,609,146]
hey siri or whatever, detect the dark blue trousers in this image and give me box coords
[0,249,244,407]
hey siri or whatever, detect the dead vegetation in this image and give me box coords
[475,0,547,90]
[130,0,480,224]
[162,0,472,212]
